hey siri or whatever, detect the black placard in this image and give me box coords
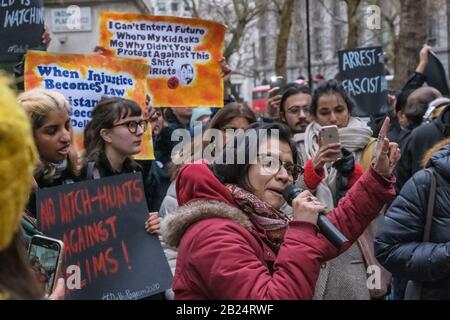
[424,51,450,96]
[338,46,389,116]
[0,0,44,55]
[36,173,172,300]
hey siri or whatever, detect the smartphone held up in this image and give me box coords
[28,235,64,297]
[270,76,286,96]
[320,125,342,161]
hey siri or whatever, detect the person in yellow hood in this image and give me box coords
[0,74,63,300]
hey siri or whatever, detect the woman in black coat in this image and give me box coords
[375,138,450,300]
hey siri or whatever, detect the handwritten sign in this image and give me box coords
[0,0,44,55]
[339,46,388,116]
[24,50,154,160]
[99,12,225,107]
[36,173,173,300]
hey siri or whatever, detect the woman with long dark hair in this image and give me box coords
[302,80,386,299]
[82,96,161,235]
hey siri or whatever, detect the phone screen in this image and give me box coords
[270,76,286,96]
[28,237,61,296]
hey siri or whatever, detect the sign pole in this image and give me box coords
[306,0,313,89]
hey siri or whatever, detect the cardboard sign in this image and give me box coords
[339,46,389,116]
[24,50,154,160]
[99,12,225,107]
[0,0,44,55]
[36,173,172,300]
[424,51,450,96]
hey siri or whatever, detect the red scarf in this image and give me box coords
[226,184,290,253]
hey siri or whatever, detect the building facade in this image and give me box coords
[42,0,450,104]
[252,0,450,88]
[44,0,152,54]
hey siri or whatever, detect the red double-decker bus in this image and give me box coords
[251,84,271,113]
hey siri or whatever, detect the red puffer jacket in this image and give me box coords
[161,162,395,300]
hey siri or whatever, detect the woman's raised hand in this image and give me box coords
[372,117,401,178]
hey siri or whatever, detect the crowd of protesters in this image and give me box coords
[1,26,450,301]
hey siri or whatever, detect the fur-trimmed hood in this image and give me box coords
[421,137,450,168]
[161,200,252,248]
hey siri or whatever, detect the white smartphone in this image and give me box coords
[28,235,64,297]
[320,125,340,145]
[320,125,342,161]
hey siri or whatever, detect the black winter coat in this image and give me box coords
[397,105,450,190]
[375,145,450,300]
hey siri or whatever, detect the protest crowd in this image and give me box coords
[1,2,450,302]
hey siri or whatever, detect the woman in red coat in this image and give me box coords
[161,120,399,300]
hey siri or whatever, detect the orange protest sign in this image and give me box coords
[24,50,154,160]
[99,12,225,108]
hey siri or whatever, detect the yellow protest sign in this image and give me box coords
[24,50,154,160]
[99,12,225,108]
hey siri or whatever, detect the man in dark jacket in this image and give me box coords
[375,141,450,300]
[369,46,431,142]
[155,107,191,165]
[396,105,450,189]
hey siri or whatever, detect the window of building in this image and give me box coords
[157,0,166,11]
[313,27,322,60]
[428,17,437,44]
[231,83,242,98]
[171,1,179,12]
[260,35,267,65]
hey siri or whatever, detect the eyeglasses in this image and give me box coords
[257,154,304,180]
[287,106,311,115]
[112,120,148,134]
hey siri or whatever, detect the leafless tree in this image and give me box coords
[272,0,296,78]
[345,0,362,49]
[391,0,427,89]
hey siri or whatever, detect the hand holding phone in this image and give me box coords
[270,76,286,96]
[312,125,342,170]
[28,235,64,297]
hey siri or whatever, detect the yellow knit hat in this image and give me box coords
[0,74,37,251]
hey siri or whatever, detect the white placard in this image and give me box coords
[51,6,92,33]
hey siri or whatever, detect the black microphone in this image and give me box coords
[283,185,349,249]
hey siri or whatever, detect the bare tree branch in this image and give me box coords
[275,0,295,78]
[271,0,283,13]
[183,0,200,18]
[317,0,348,24]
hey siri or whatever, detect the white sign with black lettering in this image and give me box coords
[51,6,92,33]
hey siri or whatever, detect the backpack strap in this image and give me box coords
[423,168,437,242]
[404,167,437,300]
